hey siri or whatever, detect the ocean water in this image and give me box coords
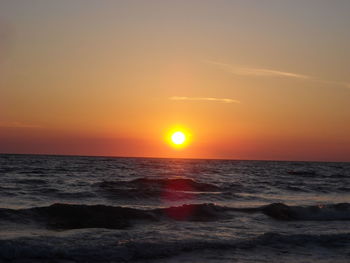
[0,154,349,262]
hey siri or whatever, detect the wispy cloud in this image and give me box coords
[234,68,310,79]
[0,121,41,128]
[169,96,240,104]
[205,60,350,89]
[205,60,310,79]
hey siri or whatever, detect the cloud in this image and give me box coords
[169,96,240,104]
[205,60,310,79]
[0,121,41,128]
[205,60,350,89]
[234,68,310,79]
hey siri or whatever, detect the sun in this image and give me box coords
[171,131,186,145]
[166,128,190,149]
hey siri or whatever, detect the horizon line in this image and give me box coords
[0,152,348,164]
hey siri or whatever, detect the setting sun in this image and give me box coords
[166,127,191,149]
[171,131,186,145]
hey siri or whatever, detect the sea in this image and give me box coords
[0,154,349,263]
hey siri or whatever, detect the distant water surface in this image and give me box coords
[0,154,349,262]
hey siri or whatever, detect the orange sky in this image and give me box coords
[1,1,350,162]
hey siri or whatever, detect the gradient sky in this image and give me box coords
[1,0,350,161]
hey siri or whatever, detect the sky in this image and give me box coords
[1,0,350,162]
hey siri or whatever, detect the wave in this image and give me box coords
[0,204,157,230]
[100,177,220,191]
[262,203,350,221]
[0,203,230,230]
[97,175,348,200]
[130,177,220,191]
[1,201,349,230]
[0,232,349,262]
[97,177,222,200]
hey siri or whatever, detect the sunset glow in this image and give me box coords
[0,1,349,162]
